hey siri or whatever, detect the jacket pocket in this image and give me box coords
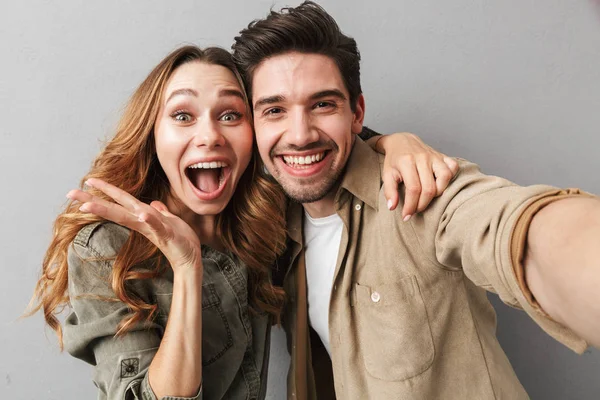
[353,275,434,381]
[202,283,234,366]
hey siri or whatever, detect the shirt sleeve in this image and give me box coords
[408,159,590,353]
[63,223,203,400]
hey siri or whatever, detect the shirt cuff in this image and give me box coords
[510,188,593,354]
[141,372,203,400]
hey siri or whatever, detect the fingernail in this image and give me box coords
[403,214,412,222]
[79,204,90,212]
[387,199,393,210]
[84,179,94,188]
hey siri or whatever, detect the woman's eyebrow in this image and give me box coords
[219,88,245,100]
[165,88,198,104]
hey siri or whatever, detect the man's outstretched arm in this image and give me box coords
[524,196,600,347]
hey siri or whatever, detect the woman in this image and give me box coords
[29,45,456,399]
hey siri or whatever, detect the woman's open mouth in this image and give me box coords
[185,160,232,200]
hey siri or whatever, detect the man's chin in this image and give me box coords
[279,181,337,204]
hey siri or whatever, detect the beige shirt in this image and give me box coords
[281,138,588,400]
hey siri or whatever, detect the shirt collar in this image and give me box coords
[335,137,382,211]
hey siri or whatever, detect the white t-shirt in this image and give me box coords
[303,211,343,355]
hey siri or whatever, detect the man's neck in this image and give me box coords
[302,191,337,219]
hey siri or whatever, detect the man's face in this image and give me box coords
[251,52,365,204]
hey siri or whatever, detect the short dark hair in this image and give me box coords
[232,1,362,111]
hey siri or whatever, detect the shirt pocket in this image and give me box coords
[202,282,234,366]
[353,275,435,381]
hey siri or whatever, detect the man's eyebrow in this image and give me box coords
[254,95,285,109]
[165,88,198,104]
[310,89,347,101]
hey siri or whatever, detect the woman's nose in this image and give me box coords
[192,118,226,149]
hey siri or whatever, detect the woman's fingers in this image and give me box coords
[432,160,454,196]
[85,178,143,212]
[78,200,140,229]
[68,188,138,227]
[69,182,165,239]
[67,189,114,209]
[415,160,437,213]
[381,169,401,211]
[443,156,459,175]
[138,209,171,242]
[397,160,421,220]
[150,200,175,217]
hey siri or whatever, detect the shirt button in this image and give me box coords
[371,291,381,303]
[355,204,361,211]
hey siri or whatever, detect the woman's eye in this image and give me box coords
[171,111,193,122]
[219,111,242,122]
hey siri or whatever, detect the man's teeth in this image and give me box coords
[282,152,324,166]
[188,161,228,169]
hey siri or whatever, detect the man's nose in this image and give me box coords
[287,111,318,148]
[192,118,226,149]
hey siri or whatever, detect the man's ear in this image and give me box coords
[351,94,366,135]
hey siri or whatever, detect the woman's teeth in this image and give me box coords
[188,160,228,169]
[282,152,324,166]
[186,161,229,193]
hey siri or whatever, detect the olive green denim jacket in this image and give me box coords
[281,139,588,400]
[64,222,271,400]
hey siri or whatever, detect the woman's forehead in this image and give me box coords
[165,61,241,95]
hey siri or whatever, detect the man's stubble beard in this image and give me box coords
[277,171,342,204]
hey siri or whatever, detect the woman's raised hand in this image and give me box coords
[67,178,202,273]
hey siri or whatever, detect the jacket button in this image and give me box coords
[371,291,381,303]
[224,264,232,273]
[355,204,361,211]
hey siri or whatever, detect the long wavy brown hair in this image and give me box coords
[28,45,288,348]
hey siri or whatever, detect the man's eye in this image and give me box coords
[171,111,193,122]
[265,107,283,115]
[314,101,334,109]
[219,111,242,122]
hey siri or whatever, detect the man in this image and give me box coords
[232,2,600,399]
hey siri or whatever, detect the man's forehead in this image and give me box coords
[252,52,347,99]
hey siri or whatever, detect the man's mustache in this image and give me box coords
[270,141,337,157]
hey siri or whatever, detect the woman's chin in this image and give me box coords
[183,188,234,217]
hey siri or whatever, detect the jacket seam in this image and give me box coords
[76,241,114,271]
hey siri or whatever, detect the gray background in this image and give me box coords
[1,0,599,398]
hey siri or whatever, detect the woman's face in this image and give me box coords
[154,61,253,217]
